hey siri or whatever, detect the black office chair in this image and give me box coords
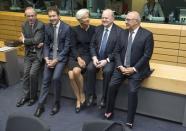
[82,120,131,131]
[5,113,50,131]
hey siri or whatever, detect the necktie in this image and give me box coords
[53,25,58,59]
[99,29,108,59]
[124,31,134,67]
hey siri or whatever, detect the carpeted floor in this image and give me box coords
[0,82,186,131]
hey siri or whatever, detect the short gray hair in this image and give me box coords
[76,9,89,20]
[24,7,37,16]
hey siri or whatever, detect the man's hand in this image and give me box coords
[96,60,107,68]
[45,57,50,64]
[45,57,58,68]
[19,33,24,43]
[117,66,126,73]
[45,57,52,67]
[77,57,86,68]
[123,67,135,76]
[47,59,58,68]
[92,56,99,67]
[37,43,44,48]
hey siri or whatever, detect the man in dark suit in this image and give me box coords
[34,6,71,117]
[86,9,122,109]
[16,7,45,107]
[104,11,154,128]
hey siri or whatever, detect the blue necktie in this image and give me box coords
[124,31,134,67]
[99,29,108,59]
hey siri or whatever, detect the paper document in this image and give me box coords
[0,46,15,52]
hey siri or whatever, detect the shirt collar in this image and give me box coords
[80,25,90,31]
[104,24,113,32]
[55,21,60,28]
[131,26,140,34]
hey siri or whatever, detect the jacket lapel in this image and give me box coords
[105,24,115,51]
[49,23,54,42]
[131,27,142,48]
[32,20,38,33]
[58,21,63,38]
[98,26,104,48]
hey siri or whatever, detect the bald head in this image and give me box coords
[127,11,141,23]
[102,9,115,18]
[101,9,115,28]
[125,11,141,30]
[24,7,37,24]
[25,7,37,16]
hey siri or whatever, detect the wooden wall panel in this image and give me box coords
[0,34,18,40]
[154,41,179,49]
[0,11,186,67]
[0,30,21,36]
[180,44,186,50]
[181,26,186,36]
[153,48,178,56]
[180,37,186,44]
[178,57,186,64]
[179,50,186,57]
[141,23,181,35]
[150,60,177,66]
[152,54,177,63]
[153,34,180,43]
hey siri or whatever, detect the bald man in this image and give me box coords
[105,11,154,128]
[86,9,122,109]
[16,7,45,107]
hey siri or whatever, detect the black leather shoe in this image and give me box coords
[16,97,29,107]
[50,103,60,116]
[86,95,96,107]
[125,123,133,129]
[86,95,93,107]
[34,107,45,117]
[27,98,38,106]
[98,99,105,109]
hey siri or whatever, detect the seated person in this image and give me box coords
[106,0,128,15]
[68,9,95,113]
[141,0,164,21]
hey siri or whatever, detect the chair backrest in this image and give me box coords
[82,120,131,131]
[5,113,50,131]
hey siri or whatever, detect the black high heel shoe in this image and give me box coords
[80,101,86,108]
[75,101,81,113]
[75,106,81,113]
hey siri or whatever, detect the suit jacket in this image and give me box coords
[90,23,122,61]
[44,21,71,63]
[22,20,45,61]
[115,27,154,79]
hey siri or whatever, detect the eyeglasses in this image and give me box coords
[125,18,137,22]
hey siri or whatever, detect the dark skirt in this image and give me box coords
[67,56,91,74]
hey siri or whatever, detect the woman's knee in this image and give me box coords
[68,70,74,80]
[73,67,81,77]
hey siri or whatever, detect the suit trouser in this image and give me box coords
[86,61,115,101]
[22,54,41,99]
[38,62,65,106]
[105,69,142,123]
